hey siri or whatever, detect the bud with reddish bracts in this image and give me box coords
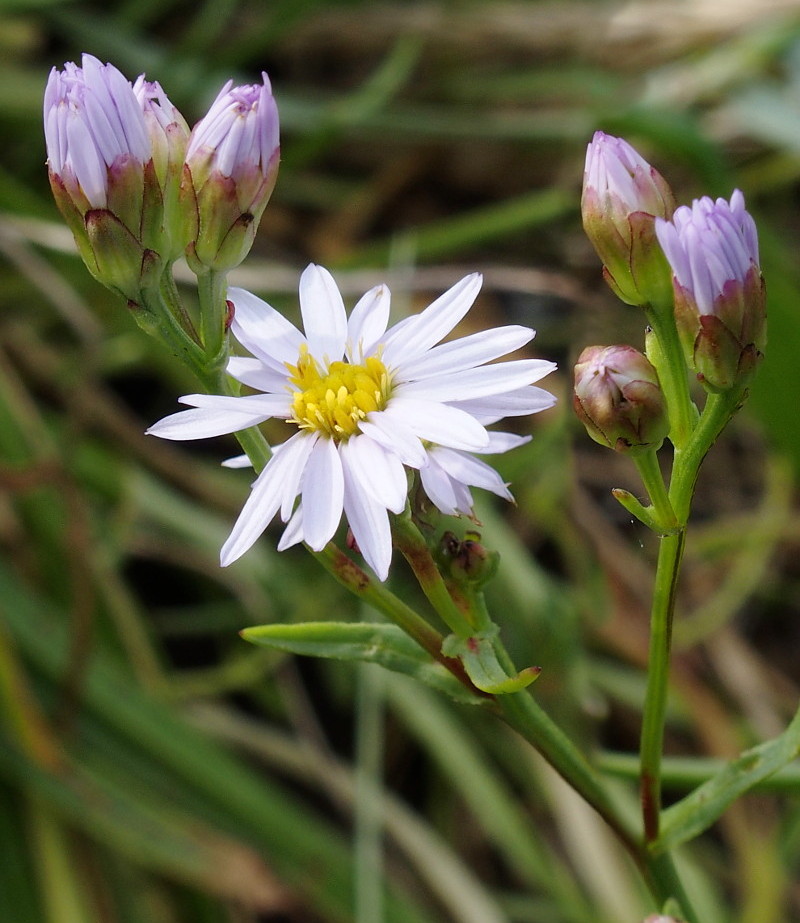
[182,74,280,273]
[44,54,189,301]
[582,131,676,306]
[655,190,766,392]
[573,345,669,454]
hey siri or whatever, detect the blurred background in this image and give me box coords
[3,1,800,921]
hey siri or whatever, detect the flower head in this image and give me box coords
[44,55,189,298]
[147,265,556,579]
[573,344,668,454]
[183,74,280,272]
[655,190,766,391]
[582,131,675,306]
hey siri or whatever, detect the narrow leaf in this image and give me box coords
[657,706,800,852]
[242,621,483,705]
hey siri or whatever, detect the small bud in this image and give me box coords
[183,74,280,273]
[44,55,188,301]
[573,345,669,454]
[582,131,676,306]
[133,76,191,261]
[655,190,766,392]
[642,916,683,923]
[439,531,499,588]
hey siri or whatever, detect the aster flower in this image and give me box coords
[147,265,556,580]
[183,73,280,273]
[655,190,766,391]
[582,131,675,306]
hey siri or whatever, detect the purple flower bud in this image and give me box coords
[582,131,676,306]
[44,55,189,300]
[183,74,280,272]
[573,345,669,454]
[655,190,766,391]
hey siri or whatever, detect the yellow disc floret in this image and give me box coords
[286,346,392,440]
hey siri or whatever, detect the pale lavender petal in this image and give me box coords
[387,398,489,451]
[427,446,513,500]
[340,435,407,514]
[381,273,482,366]
[226,356,288,393]
[396,358,556,402]
[451,385,557,423]
[300,437,345,550]
[220,437,315,564]
[419,460,460,515]
[186,73,278,177]
[229,287,305,371]
[342,456,392,580]
[176,392,290,417]
[346,284,391,361]
[147,405,266,440]
[65,115,109,206]
[221,454,253,469]
[396,325,534,381]
[358,417,428,468]
[298,264,348,362]
[276,431,319,521]
[479,431,531,454]
[277,505,305,550]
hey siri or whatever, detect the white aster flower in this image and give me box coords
[147,264,556,579]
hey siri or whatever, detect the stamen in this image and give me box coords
[287,353,392,440]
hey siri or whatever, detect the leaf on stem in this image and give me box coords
[442,629,541,694]
[656,706,800,852]
[241,621,484,705]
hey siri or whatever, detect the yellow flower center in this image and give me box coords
[286,347,392,440]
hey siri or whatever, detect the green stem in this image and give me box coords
[139,284,207,373]
[489,620,699,919]
[160,267,201,346]
[391,516,475,637]
[639,527,686,843]
[197,269,230,368]
[670,390,745,515]
[313,544,482,697]
[639,386,746,845]
[644,852,699,923]
[497,681,641,853]
[645,305,695,450]
[633,448,677,532]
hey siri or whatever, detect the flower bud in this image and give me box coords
[133,76,191,261]
[44,55,188,301]
[655,190,766,392]
[582,131,676,306]
[183,74,280,273]
[573,345,669,454]
[438,531,499,589]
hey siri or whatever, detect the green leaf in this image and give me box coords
[441,630,541,695]
[241,621,483,705]
[656,706,800,852]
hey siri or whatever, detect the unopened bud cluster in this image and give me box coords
[577,131,766,451]
[44,55,279,303]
